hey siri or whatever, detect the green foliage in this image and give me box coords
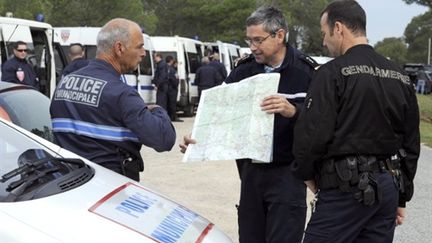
[255,0,331,54]
[0,0,47,20]
[47,0,151,27]
[0,0,331,53]
[417,94,432,147]
[402,0,432,7]
[5,0,427,60]
[374,38,407,66]
[404,10,432,63]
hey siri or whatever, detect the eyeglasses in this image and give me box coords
[244,33,274,47]
[16,49,28,53]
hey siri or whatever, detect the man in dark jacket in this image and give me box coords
[50,18,176,182]
[292,1,420,242]
[1,41,38,89]
[209,52,227,82]
[166,55,182,122]
[152,52,169,110]
[62,43,89,77]
[181,6,316,243]
[195,56,222,100]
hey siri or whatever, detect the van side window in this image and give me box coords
[139,50,152,75]
[187,52,200,73]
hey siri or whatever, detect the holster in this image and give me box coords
[318,155,397,206]
[117,148,142,181]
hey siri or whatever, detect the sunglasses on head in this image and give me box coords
[16,49,28,52]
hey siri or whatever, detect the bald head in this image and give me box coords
[69,44,84,59]
[96,18,141,56]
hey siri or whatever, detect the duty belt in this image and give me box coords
[317,155,401,206]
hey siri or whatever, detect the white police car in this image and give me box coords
[0,83,232,243]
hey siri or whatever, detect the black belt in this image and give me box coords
[318,157,391,190]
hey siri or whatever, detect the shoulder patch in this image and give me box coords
[299,54,320,70]
[234,54,254,68]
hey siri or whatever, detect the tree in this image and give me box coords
[47,0,156,32]
[402,0,432,8]
[404,10,432,63]
[144,0,255,44]
[374,38,407,65]
[0,0,48,20]
[258,0,331,54]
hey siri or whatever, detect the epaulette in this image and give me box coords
[299,54,320,70]
[234,54,254,68]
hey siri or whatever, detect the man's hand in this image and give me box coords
[304,180,317,194]
[261,94,296,118]
[396,207,406,226]
[179,134,196,153]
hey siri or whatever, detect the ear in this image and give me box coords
[276,29,285,44]
[334,21,344,36]
[114,41,123,56]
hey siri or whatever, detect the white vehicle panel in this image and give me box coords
[0,119,232,243]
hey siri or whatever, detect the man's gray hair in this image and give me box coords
[246,6,288,34]
[96,19,131,56]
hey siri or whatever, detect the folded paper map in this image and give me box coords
[183,73,280,162]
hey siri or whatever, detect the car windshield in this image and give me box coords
[0,84,53,141]
[0,122,93,202]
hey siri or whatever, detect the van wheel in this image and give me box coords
[183,105,195,117]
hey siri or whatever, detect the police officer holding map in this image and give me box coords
[181,6,316,243]
[50,18,176,182]
[291,1,420,242]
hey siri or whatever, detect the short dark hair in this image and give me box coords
[166,55,174,63]
[321,0,366,36]
[154,52,162,58]
[246,6,288,34]
[13,41,27,49]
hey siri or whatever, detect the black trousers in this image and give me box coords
[167,86,178,120]
[156,83,169,111]
[236,160,307,243]
[304,171,398,243]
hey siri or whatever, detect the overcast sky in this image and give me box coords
[356,0,429,45]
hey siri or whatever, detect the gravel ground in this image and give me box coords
[140,116,431,242]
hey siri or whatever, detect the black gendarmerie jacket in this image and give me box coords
[225,44,315,166]
[292,44,420,206]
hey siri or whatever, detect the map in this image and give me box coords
[183,73,280,163]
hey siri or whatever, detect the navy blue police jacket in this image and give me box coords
[62,58,90,77]
[195,64,223,88]
[1,56,38,88]
[225,44,315,165]
[50,59,176,170]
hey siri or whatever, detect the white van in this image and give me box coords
[53,27,156,103]
[204,41,241,75]
[0,17,57,98]
[151,36,205,116]
[239,47,251,57]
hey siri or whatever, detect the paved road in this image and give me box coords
[394,144,432,243]
[140,117,431,242]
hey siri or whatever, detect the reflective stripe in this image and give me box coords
[280,92,307,99]
[52,118,139,142]
[140,85,155,90]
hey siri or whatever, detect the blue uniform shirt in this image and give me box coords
[50,59,176,170]
[1,56,38,88]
